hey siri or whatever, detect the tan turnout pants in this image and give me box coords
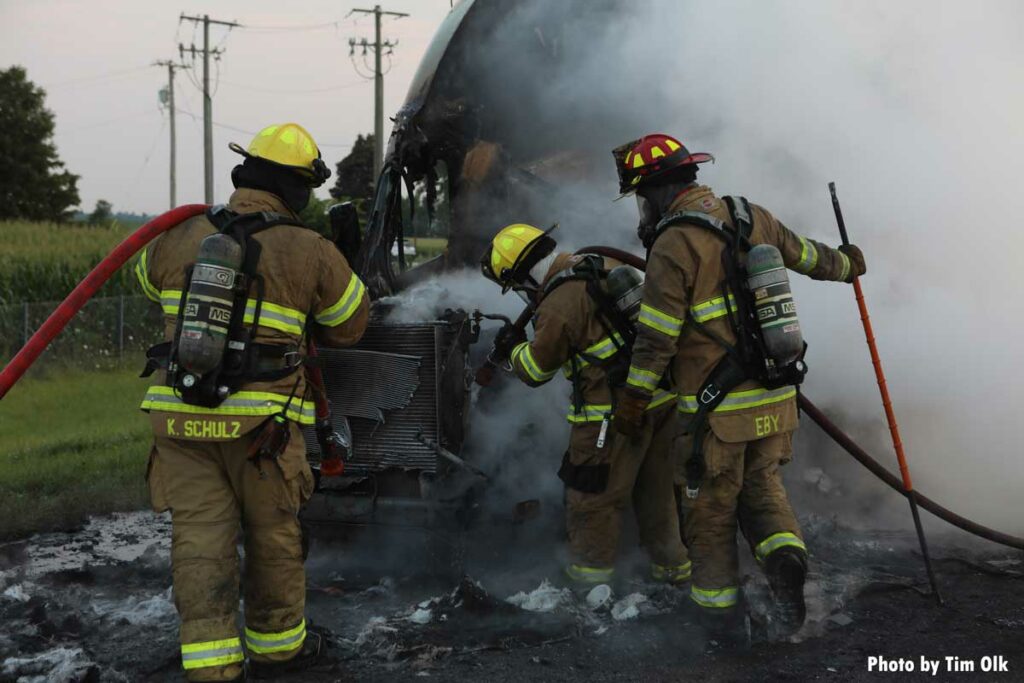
[680,428,806,611]
[563,404,689,582]
[148,421,314,682]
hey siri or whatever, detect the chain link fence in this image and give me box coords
[0,295,164,370]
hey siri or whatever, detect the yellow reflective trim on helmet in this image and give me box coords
[243,122,320,173]
[665,138,682,152]
[632,154,645,169]
[650,145,665,159]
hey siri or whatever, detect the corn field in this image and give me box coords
[0,220,140,305]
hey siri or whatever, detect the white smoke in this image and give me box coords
[422,0,1024,535]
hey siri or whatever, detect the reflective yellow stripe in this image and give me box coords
[140,386,316,425]
[315,275,367,327]
[245,619,306,655]
[677,386,796,414]
[838,250,851,281]
[626,365,660,392]
[638,303,684,337]
[513,342,556,383]
[562,334,626,376]
[135,248,160,302]
[566,391,675,423]
[691,585,739,608]
[566,403,612,424]
[565,564,614,584]
[754,532,806,563]
[690,295,737,323]
[647,389,676,410]
[159,290,307,336]
[652,561,692,582]
[794,237,819,274]
[181,637,244,670]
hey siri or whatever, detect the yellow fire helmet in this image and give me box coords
[228,122,331,187]
[481,222,558,292]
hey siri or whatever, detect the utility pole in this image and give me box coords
[349,6,408,183]
[179,13,239,203]
[154,60,184,209]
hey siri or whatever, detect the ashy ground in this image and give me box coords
[1,509,1021,682]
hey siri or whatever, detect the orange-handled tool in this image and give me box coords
[829,182,942,605]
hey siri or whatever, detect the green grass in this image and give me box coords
[408,237,448,265]
[0,366,152,539]
[0,219,137,304]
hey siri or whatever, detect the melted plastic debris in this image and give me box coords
[93,586,176,626]
[409,608,434,624]
[610,593,647,621]
[0,511,170,583]
[1,646,95,682]
[505,579,574,613]
[2,584,30,603]
[585,584,612,610]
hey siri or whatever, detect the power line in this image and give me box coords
[179,13,240,202]
[172,109,352,149]
[217,78,368,94]
[44,65,150,89]
[348,5,409,182]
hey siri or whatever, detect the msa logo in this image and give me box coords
[184,302,199,317]
[782,301,797,315]
[209,306,232,324]
[758,307,777,321]
[194,264,235,289]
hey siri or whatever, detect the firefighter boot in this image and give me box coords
[247,624,331,679]
[696,604,748,650]
[765,546,807,635]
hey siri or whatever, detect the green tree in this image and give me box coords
[299,195,333,237]
[329,134,375,209]
[88,199,112,225]
[0,66,80,221]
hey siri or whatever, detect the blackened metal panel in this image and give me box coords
[304,321,444,476]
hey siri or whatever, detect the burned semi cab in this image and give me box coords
[302,0,628,532]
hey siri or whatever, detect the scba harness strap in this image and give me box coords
[143,206,308,408]
[650,197,806,498]
[543,254,639,416]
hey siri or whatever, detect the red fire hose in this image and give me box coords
[0,204,208,399]
[575,244,1024,552]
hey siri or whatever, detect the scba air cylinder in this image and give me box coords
[605,265,644,323]
[746,244,803,366]
[177,233,243,376]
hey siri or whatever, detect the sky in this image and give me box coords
[0,0,454,214]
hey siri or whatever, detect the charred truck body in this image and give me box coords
[302,0,647,532]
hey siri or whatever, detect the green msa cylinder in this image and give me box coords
[177,233,243,378]
[605,265,644,323]
[745,244,803,366]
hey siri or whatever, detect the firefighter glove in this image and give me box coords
[492,322,528,361]
[613,387,651,437]
[838,244,866,282]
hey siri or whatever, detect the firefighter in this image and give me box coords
[135,123,369,681]
[611,133,866,637]
[481,224,690,587]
